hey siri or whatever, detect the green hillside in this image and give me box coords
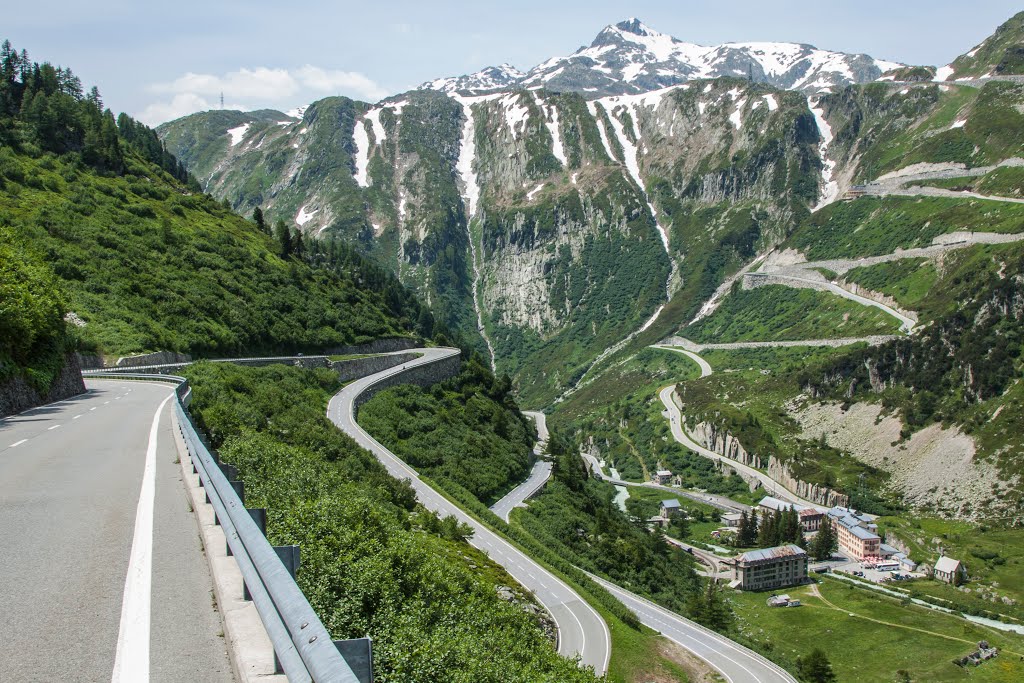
[0,42,428,360]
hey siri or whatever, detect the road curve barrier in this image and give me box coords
[88,372,370,683]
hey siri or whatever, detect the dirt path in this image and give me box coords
[812,583,1024,657]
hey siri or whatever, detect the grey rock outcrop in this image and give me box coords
[0,354,86,418]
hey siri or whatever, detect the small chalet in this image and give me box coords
[933,556,967,585]
[653,469,674,485]
[660,499,682,518]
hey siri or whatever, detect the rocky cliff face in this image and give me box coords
[689,417,849,508]
[159,78,820,404]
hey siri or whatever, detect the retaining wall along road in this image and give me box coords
[0,354,87,418]
[352,352,463,412]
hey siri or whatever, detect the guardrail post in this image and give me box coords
[334,637,373,683]
[224,481,244,554]
[271,545,300,676]
[242,509,266,602]
[221,463,238,481]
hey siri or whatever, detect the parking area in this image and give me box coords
[832,559,925,584]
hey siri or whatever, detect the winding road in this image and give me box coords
[589,574,797,683]
[0,380,233,683]
[490,411,553,522]
[744,273,917,333]
[653,346,824,510]
[327,348,611,674]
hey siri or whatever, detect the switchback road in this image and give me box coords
[327,348,611,674]
[589,574,798,683]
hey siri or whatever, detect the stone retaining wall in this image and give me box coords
[116,350,193,367]
[353,353,462,413]
[0,354,87,418]
[332,353,420,382]
[324,337,419,356]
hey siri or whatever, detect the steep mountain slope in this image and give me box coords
[0,45,424,361]
[160,77,821,404]
[425,19,901,97]
[159,13,1024,412]
[935,10,1024,80]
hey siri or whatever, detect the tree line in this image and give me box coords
[0,39,197,186]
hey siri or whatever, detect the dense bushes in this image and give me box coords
[0,226,77,391]
[360,357,532,504]
[185,362,600,683]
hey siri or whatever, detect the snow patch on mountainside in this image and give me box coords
[935,65,956,81]
[587,101,618,162]
[501,93,531,139]
[809,97,839,210]
[226,123,250,146]
[295,204,317,226]
[534,93,567,166]
[763,94,778,111]
[595,90,677,298]
[352,119,371,187]
[366,108,386,145]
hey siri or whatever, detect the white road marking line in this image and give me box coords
[9,439,27,448]
[110,393,172,683]
[47,425,61,431]
[74,415,82,420]
[91,407,98,411]
[104,401,110,405]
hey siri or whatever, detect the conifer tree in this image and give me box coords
[274,219,292,257]
[796,649,836,683]
[252,207,267,234]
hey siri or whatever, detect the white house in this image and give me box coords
[933,556,966,585]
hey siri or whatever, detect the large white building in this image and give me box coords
[827,506,881,560]
[729,545,808,591]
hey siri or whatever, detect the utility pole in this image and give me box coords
[220,91,224,109]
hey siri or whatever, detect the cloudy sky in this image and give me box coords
[6,1,1021,125]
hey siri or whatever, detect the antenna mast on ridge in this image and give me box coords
[220,92,224,109]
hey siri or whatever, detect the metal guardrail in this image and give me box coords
[89,372,367,683]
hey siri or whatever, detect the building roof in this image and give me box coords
[661,499,681,509]
[737,544,807,563]
[758,496,806,512]
[723,512,744,520]
[799,508,823,518]
[656,469,673,476]
[935,556,962,573]
[847,524,880,541]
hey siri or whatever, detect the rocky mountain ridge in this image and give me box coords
[424,18,903,97]
[158,12,1024,415]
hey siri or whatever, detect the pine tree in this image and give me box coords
[252,207,267,234]
[274,219,292,257]
[810,517,837,561]
[796,649,836,683]
[744,508,759,546]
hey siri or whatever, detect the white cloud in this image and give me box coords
[150,67,299,99]
[140,64,388,125]
[294,65,388,100]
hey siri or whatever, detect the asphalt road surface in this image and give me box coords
[490,411,552,522]
[589,573,797,683]
[327,348,611,674]
[490,459,553,522]
[0,380,233,683]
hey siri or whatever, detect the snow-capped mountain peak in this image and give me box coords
[422,18,903,98]
[420,63,525,95]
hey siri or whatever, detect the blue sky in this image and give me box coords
[6,1,1021,124]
